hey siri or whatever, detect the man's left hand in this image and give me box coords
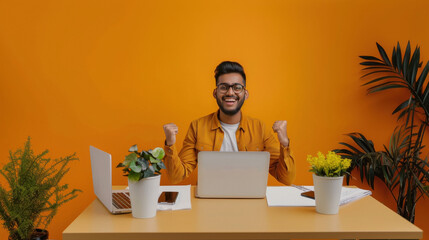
[272,120,289,147]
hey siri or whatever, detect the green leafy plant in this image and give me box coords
[116,145,166,181]
[307,151,351,177]
[0,137,81,240]
[334,41,429,223]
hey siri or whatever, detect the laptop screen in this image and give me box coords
[90,146,113,212]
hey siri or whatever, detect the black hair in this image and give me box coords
[214,61,246,86]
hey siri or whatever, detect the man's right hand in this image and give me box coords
[163,123,178,146]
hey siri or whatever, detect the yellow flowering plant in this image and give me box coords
[307,151,351,177]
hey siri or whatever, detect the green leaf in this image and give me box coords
[137,157,148,170]
[360,55,382,61]
[149,156,161,164]
[417,61,429,94]
[141,151,150,160]
[422,83,429,103]
[392,46,397,70]
[368,163,375,188]
[381,162,392,186]
[362,66,392,71]
[368,84,407,93]
[399,167,406,188]
[409,46,420,88]
[348,134,372,153]
[392,99,411,115]
[129,144,138,152]
[356,133,376,151]
[129,161,142,173]
[338,141,362,154]
[414,161,429,180]
[376,42,392,66]
[152,163,159,172]
[143,168,154,178]
[403,41,411,81]
[333,148,356,156]
[397,107,411,121]
[116,162,125,168]
[414,125,425,148]
[359,160,364,182]
[367,80,404,90]
[123,153,137,166]
[345,173,352,185]
[151,147,165,159]
[360,61,386,66]
[128,171,141,182]
[396,42,402,74]
[157,161,166,169]
[362,76,402,86]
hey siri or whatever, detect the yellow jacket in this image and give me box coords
[164,111,296,185]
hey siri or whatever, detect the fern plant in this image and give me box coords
[334,42,429,223]
[0,138,81,240]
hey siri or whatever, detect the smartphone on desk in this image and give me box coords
[301,190,315,199]
[158,191,179,205]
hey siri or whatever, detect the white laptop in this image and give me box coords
[196,151,270,198]
[90,146,131,214]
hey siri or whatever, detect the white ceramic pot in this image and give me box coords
[313,174,343,215]
[128,174,161,218]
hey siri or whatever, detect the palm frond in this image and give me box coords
[395,42,402,73]
[392,98,412,115]
[376,42,392,66]
[402,41,411,81]
[360,42,429,122]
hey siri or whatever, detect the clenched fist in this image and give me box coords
[272,120,289,147]
[163,123,179,146]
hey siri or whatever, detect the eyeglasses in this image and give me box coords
[216,83,245,94]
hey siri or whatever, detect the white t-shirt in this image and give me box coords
[220,121,240,152]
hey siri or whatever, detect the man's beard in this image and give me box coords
[216,95,246,116]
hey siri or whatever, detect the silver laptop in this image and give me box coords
[90,146,131,214]
[196,151,270,198]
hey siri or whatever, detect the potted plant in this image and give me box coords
[307,151,351,214]
[0,137,81,240]
[116,144,166,218]
[334,42,429,223]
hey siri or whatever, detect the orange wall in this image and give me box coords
[1,0,429,239]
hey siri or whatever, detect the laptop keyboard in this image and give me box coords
[112,192,131,209]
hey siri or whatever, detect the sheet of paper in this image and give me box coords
[266,186,371,207]
[266,186,316,206]
[157,185,192,211]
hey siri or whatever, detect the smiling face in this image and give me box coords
[213,73,249,116]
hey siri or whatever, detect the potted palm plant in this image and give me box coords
[307,151,351,214]
[116,144,165,218]
[0,137,81,240]
[334,41,429,223]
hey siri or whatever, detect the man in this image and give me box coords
[163,61,295,185]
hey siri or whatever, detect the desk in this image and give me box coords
[63,186,422,240]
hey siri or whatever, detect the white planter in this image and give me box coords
[128,174,161,218]
[313,174,344,215]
